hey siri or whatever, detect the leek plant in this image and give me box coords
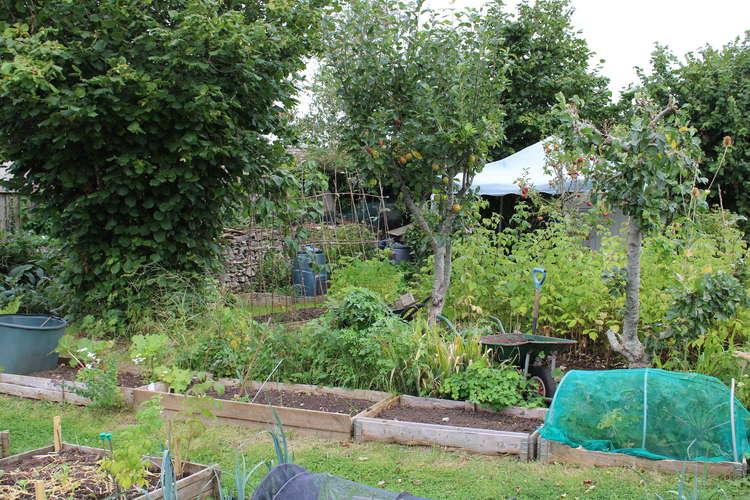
[220,409,293,500]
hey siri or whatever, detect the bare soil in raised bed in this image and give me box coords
[29,363,145,388]
[557,350,628,371]
[253,306,326,324]
[207,386,373,416]
[377,405,543,433]
[0,447,166,499]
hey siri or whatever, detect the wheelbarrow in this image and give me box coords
[479,268,576,398]
[390,293,431,321]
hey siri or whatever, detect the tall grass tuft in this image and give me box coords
[383,318,488,396]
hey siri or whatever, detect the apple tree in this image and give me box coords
[556,93,703,367]
[631,37,750,228]
[319,0,507,322]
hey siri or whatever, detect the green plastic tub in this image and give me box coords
[0,314,67,375]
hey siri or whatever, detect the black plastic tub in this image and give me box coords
[0,314,67,374]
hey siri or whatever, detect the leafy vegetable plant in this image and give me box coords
[100,397,163,490]
[130,333,170,380]
[441,359,541,410]
[55,336,123,408]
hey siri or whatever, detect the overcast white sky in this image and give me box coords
[429,0,750,96]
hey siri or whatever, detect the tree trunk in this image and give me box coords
[399,188,455,326]
[605,218,650,368]
[427,234,452,325]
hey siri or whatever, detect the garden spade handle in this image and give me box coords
[531,267,546,334]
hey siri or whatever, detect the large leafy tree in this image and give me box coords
[320,0,507,322]
[556,93,703,367]
[631,35,750,226]
[0,0,326,306]
[487,0,612,158]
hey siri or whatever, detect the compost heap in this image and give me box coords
[540,368,750,462]
[251,464,436,500]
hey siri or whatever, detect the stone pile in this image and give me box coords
[220,227,285,292]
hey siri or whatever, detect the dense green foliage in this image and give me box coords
[328,255,406,303]
[486,0,612,158]
[0,230,67,314]
[434,204,747,336]
[163,287,488,397]
[631,35,750,225]
[0,0,327,312]
[411,199,750,402]
[665,271,750,342]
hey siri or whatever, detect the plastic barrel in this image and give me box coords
[291,247,328,297]
[391,242,411,263]
[0,314,67,374]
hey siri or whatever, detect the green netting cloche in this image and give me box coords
[540,369,750,462]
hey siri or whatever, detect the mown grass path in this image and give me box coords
[1,396,748,499]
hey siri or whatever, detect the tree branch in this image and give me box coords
[649,103,678,127]
[391,162,437,248]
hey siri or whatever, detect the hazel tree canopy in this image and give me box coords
[0,0,328,306]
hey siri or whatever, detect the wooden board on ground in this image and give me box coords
[133,380,392,440]
[536,436,747,478]
[0,430,9,458]
[352,395,546,460]
[0,442,220,499]
[0,372,165,407]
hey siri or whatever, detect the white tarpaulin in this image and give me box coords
[470,137,589,196]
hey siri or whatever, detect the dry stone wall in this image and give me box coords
[220,227,285,292]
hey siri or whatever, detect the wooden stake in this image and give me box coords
[53,416,61,452]
[34,481,47,500]
[0,430,8,458]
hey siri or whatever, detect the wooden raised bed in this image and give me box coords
[133,380,392,440]
[536,434,748,478]
[0,372,166,406]
[352,395,547,460]
[0,441,220,499]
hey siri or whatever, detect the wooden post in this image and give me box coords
[34,480,47,500]
[52,416,61,453]
[0,430,8,458]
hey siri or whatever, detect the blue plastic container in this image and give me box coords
[0,314,67,374]
[292,247,328,297]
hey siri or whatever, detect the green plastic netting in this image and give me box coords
[539,369,750,462]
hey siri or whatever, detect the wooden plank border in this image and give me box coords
[536,436,747,478]
[237,292,325,307]
[0,430,9,458]
[133,380,393,440]
[352,395,546,460]
[0,443,220,499]
[0,372,166,407]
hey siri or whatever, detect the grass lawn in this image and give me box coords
[1,395,748,499]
